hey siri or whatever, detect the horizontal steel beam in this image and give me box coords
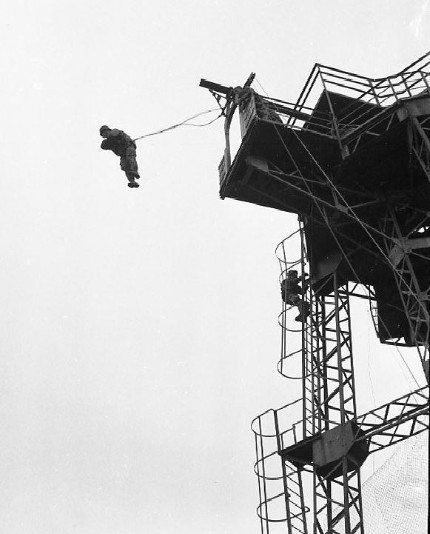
[354,386,428,451]
[199,79,232,95]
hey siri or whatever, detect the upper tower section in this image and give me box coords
[200,53,430,348]
[201,53,430,215]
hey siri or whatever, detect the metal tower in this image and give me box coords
[200,53,429,533]
[200,53,430,534]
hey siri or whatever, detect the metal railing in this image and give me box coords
[289,51,430,146]
[219,52,430,188]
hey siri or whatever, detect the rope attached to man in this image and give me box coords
[133,108,222,142]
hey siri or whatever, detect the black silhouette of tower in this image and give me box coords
[200,53,429,534]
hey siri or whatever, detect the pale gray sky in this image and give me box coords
[0,1,428,533]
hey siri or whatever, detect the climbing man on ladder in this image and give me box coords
[99,125,140,188]
[281,269,310,322]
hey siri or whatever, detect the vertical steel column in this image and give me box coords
[310,277,364,534]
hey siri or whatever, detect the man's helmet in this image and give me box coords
[99,125,110,134]
[288,270,298,277]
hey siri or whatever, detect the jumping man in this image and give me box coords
[99,125,140,188]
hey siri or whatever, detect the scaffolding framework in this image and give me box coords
[201,52,430,534]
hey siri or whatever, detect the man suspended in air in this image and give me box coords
[281,269,310,322]
[99,125,140,188]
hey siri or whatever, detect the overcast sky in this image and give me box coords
[0,2,428,533]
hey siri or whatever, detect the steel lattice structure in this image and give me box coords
[200,52,430,534]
